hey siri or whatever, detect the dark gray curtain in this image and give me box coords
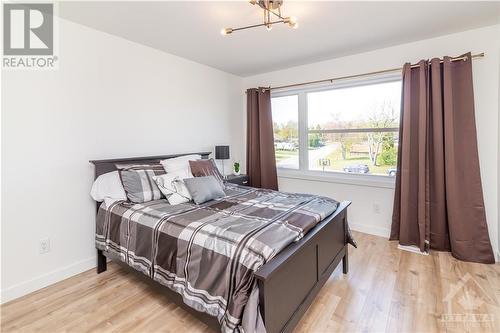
[391,53,495,264]
[246,88,278,190]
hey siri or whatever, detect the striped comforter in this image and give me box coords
[95,184,343,332]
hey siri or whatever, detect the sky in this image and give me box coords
[271,95,298,125]
[271,80,402,128]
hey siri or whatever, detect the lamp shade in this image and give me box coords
[215,146,230,160]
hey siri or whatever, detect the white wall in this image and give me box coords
[243,25,500,259]
[1,18,243,302]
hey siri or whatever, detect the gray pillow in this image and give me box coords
[119,166,165,203]
[184,176,226,205]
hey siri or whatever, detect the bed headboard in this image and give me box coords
[89,152,212,179]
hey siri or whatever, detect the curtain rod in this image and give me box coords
[247,52,484,93]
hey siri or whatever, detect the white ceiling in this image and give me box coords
[59,1,500,77]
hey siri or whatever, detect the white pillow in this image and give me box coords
[103,197,123,209]
[160,154,201,175]
[153,170,193,205]
[90,171,127,202]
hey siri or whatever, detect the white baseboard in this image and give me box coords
[351,224,500,263]
[350,222,390,238]
[0,256,96,304]
[398,244,429,255]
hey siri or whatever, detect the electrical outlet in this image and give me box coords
[39,238,51,254]
[373,203,381,214]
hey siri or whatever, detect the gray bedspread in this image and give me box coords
[95,184,348,332]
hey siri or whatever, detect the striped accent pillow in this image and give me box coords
[117,164,166,203]
[189,159,224,186]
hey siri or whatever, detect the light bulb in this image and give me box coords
[266,24,272,31]
[220,27,233,35]
[286,16,298,29]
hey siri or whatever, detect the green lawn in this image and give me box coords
[275,147,396,176]
[275,150,298,162]
[314,149,396,176]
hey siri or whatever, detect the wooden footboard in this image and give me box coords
[255,201,350,333]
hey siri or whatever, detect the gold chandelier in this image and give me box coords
[221,0,298,35]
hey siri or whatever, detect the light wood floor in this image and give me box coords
[2,232,499,333]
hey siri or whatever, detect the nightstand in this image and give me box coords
[225,174,249,186]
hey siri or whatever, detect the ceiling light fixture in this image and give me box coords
[221,0,298,35]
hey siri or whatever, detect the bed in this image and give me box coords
[90,152,351,333]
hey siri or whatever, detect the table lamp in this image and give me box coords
[215,145,230,179]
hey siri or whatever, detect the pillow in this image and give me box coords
[189,159,224,186]
[90,171,127,202]
[153,170,193,205]
[119,166,165,203]
[160,154,202,175]
[183,176,226,205]
[103,197,124,209]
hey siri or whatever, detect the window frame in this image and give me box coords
[271,72,401,189]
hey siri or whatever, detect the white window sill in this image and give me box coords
[277,169,396,189]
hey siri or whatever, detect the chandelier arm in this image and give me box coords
[221,0,296,35]
[264,7,285,20]
[257,0,285,19]
[232,20,285,32]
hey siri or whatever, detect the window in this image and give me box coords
[271,95,299,169]
[271,78,402,177]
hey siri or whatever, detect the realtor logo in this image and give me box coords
[440,273,497,330]
[3,3,57,69]
[4,3,53,55]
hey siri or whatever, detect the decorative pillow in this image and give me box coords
[160,155,202,175]
[90,171,127,202]
[183,176,226,205]
[118,165,165,203]
[153,170,193,205]
[189,159,224,186]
